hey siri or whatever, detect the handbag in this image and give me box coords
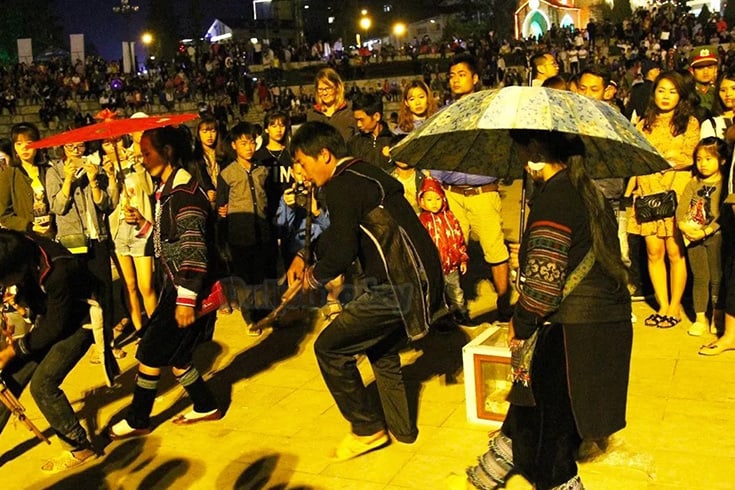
[196,280,230,318]
[507,248,596,407]
[58,233,89,254]
[634,190,677,223]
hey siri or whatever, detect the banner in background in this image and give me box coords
[17,38,32,65]
[122,41,135,73]
[70,34,85,64]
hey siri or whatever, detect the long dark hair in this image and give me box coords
[398,80,438,133]
[263,109,292,146]
[9,122,45,167]
[692,136,729,191]
[192,114,226,162]
[711,68,735,117]
[142,126,192,169]
[0,229,37,283]
[510,129,629,289]
[642,71,694,136]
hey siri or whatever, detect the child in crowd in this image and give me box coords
[418,178,475,327]
[274,162,343,322]
[677,137,727,336]
[389,159,430,214]
[217,122,276,328]
[275,162,330,267]
[254,110,293,225]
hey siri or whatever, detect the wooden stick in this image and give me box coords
[0,377,50,444]
[249,279,302,335]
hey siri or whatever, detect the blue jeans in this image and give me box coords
[0,328,93,450]
[444,269,467,314]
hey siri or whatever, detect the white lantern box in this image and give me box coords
[462,324,512,425]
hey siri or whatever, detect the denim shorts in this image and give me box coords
[113,221,151,257]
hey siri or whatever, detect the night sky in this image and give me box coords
[55,0,248,61]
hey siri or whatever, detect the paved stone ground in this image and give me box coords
[1,180,734,489]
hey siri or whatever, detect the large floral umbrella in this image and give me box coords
[28,109,199,149]
[390,86,670,179]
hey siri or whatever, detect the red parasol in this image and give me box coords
[28,109,199,149]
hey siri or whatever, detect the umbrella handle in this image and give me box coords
[112,144,131,200]
[514,172,529,291]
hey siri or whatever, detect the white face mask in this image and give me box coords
[527,161,546,172]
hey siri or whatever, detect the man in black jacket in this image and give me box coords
[624,60,660,121]
[288,121,444,460]
[0,230,98,472]
[347,92,395,171]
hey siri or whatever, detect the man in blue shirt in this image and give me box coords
[431,53,512,323]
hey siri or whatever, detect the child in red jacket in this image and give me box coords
[418,178,476,326]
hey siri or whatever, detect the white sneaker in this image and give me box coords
[688,321,708,337]
[108,419,151,440]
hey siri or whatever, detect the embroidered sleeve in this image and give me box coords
[174,204,209,299]
[514,220,571,338]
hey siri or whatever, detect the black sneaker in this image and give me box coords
[435,321,459,334]
[629,286,646,302]
[452,311,481,327]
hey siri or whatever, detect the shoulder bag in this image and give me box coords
[507,248,596,407]
[634,180,677,224]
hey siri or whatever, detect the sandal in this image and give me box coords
[699,342,735,356]
[657,316,681,329]
[644,313,664,327]
[89,347,126,364]
[40,448,97,473]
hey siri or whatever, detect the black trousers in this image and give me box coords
[136,287,207,368]
[79,238,114,333]
[229,242,278,321]
[502,324,581,489]
[313,284,417,443]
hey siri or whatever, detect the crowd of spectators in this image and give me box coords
[2,4,735,130]
[5,3,735,480]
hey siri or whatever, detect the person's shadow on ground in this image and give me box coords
[401,319,472,429]
[204,308,318,414]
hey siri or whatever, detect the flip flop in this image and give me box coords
[699,342,735,356]
[331,432,390,461]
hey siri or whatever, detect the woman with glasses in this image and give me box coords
[306,67,356,142]
[0,122,54,238]
[46,138,119,361]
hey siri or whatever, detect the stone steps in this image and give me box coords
[0,80,404,140]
